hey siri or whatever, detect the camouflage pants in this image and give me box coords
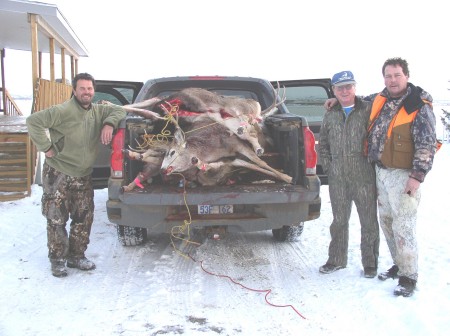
[375,166,420,280]
[327,178,380,269]
[41,162,94,261]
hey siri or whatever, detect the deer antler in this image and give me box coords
[261,81,286,116]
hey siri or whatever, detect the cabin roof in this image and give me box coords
[0,0,88,57]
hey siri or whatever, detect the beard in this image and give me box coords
[75,94,93,107]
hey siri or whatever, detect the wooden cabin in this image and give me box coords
[0,0,88,201]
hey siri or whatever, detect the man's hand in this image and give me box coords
[101,124,114,145]
[404,177,420,197]
[324,98,338,110]
[45,149,55,158]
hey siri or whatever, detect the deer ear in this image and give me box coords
[173,128,186,147]
[191,157,199,165]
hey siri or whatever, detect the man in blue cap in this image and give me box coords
[319,71,380,278]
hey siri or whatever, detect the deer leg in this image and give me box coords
[122,106,163,120]
[230,158,285,180]
[124,149,165,162]
[140,149,165,162]
[126,97,161,109]
[121,161,162,193]
[238,133,264,156]
[121,172,146,192]
[236,145,292,183]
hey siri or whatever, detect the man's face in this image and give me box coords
[332,83,356,107]
[383,65,408,98]
[73,79,95,107]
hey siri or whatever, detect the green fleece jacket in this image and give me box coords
[26,97,126,177]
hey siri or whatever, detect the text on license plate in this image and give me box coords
[198,205,234,215]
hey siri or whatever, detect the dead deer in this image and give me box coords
[150,86,284,156]
[160,120,292,184]
[100,85,284,157]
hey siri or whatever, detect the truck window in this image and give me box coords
[157,89,258,101]
[94,88,136,105]
[283,86,328,123]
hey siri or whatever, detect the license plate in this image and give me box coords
[198,205,233,215]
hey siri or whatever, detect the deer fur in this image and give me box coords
[160,121,292,184]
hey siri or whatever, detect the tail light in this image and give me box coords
[303,126,317,175]
[111,128,125,178]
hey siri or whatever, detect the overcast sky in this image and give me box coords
[5,0,450,100]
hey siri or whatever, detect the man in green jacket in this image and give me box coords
[26,73,126,277]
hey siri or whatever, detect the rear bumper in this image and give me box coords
[107,177,321,233]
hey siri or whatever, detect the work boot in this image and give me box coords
[51,259,68,278]
[364,267,378,278]
[378,265,399,281]
[319,263,344,274]
[394,276,417,297]
[67,256,96,271]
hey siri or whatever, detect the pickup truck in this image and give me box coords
[93,76,332,245]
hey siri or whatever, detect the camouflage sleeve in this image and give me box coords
[363,93,379,102]
[410,103,436,182]
[318,114,332,174]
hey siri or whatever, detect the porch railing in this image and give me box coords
[0,87,23,116]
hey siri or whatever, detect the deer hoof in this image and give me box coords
[256,148,264,156]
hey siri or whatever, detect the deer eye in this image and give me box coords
[191,157,199,165]
[169,149,175,157]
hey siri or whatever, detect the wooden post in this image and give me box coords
[49,38,55,82]
[61,48,66,85]
[29,14,39,98]
[1,48,6,114]
[49,38,55,106]
[38,51,42,79]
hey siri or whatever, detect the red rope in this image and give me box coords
[188,253,306,319]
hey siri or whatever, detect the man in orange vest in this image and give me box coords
[366,58,436,297]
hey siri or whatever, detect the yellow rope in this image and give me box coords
[169,173,201,259]
[184,121,219,134]
[131,100,221,151]
[126,101,224,257]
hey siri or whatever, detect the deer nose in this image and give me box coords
[163,166,174,175]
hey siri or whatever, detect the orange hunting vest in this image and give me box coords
[368,95,421,169]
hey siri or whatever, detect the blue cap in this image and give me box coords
[331,71,356,86]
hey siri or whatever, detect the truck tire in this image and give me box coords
[116,225,148,246]
[272,223,304,242]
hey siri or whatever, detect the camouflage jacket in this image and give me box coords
[319,96,375,185]
[367,83,436,182]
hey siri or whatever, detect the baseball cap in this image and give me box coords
[331,71,356,86]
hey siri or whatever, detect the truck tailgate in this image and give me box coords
[118,181,320,205]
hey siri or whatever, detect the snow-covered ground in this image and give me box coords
[1,145,449,336]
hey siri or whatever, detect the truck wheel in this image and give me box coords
[116,225,148,246]
[272,223,304,242]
